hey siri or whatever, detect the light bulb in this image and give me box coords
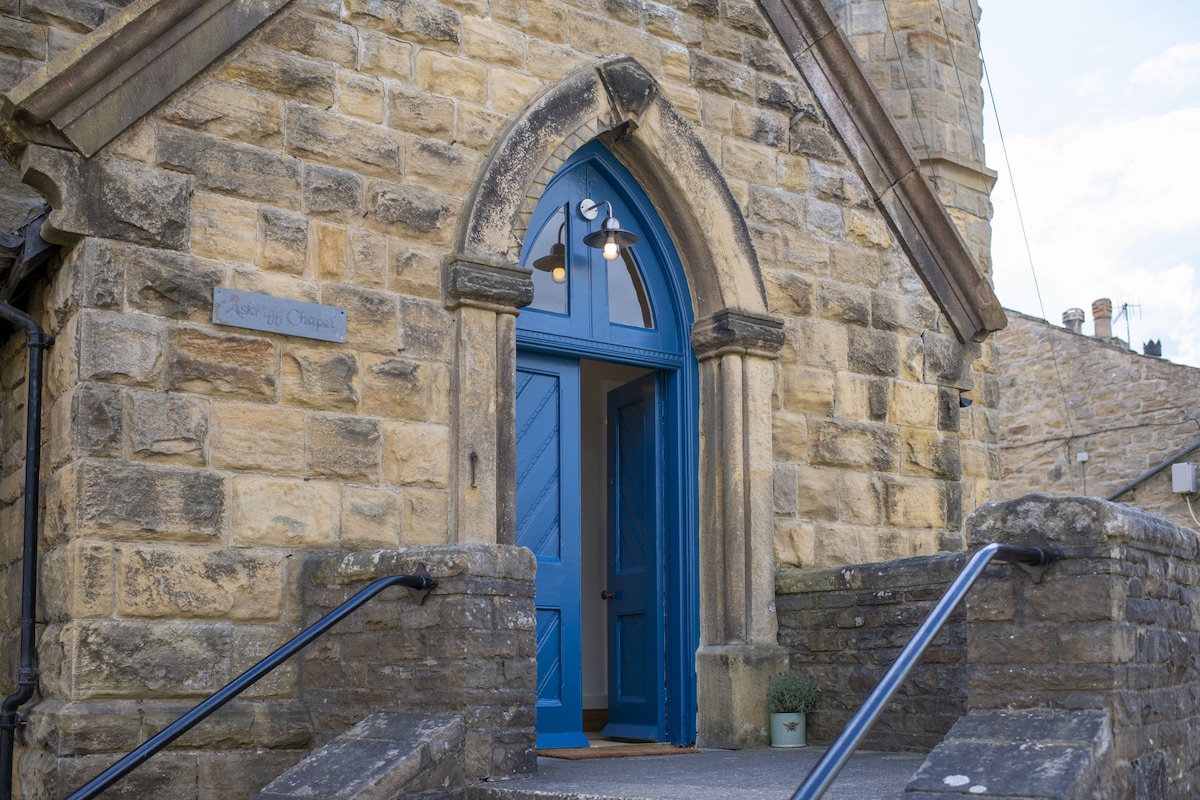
[602,240,620,261]
[551,265,566,284]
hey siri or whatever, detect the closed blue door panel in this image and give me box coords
[603,372,665,741]
[516,353,588,749]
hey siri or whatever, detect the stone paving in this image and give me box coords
[469,746,926,800]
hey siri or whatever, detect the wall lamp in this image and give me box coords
[579,199,639,261]
[531,205,568,284]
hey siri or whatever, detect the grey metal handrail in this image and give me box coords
[790,542,1057,800]
[65,569,437,800]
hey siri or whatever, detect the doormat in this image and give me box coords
[537,744,701,759]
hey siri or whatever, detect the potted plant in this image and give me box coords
[767,672,818,747]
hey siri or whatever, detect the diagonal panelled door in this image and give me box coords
[515,352,588,749]
[602,371,665,741]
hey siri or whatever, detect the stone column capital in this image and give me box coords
[444,256,534,314]
[691,308,785,360]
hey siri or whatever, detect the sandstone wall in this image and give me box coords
[20,544,534,800]
[776,552,967,750]
[967,496,1200,799]
[998,310,1200,528]
[772,0,1001,566]
[300,545,536,782]
[831,0,992,271]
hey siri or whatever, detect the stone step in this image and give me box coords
[253,712,465,800]
[902,710,1111,799]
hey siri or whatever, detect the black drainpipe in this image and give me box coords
[0,302,53,800]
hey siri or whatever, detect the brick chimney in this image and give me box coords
[1062,308,1085,334]
[1092,298,1112,340]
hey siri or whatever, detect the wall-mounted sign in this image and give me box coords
[212,288,347,343]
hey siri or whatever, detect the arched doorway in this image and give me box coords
[449,56,788,749]
[514,141,698,748]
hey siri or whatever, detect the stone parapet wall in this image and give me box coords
[998,310,1200,529]
[17,543,533,799]
[776,551,967,750]
[300,544,536,782]
[966,495,1200,799]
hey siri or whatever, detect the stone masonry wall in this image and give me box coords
[998,310,1200,529]
[776,552,967,750]
[300,544,536,782]
[966,495,1200,799]
[831,0,992,271]
[773,0,1001,570]
[19,543,533,799]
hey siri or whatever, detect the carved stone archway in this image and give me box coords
[445,57,787,748]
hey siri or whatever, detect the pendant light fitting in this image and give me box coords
[579,199,639,261]
[531,204,569,283]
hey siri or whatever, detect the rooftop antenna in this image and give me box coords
[1113,298,1140,345]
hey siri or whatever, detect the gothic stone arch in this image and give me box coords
[444,56,788,748]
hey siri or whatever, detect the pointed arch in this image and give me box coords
[456,56,771,323]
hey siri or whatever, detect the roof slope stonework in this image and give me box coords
[0,0,1005,342]
[757,0,1005,342]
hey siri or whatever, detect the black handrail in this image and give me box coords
[66,569,437,800]
[790,542,1057,800]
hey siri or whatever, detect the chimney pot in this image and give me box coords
[1092,298,1112,340]
[1062,308,1085,334]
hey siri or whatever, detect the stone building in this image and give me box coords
[0,0,1005,796]
[998,303,1200,529]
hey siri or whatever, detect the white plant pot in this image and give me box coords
[769,712,807,747]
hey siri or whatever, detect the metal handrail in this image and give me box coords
[790,542,1057,800]
[66,569,438,800]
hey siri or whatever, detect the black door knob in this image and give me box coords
[600,590,614,600]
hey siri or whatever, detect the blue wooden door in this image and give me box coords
[515,353,588,749]
[603,372,665,741]
[517,141,699,746]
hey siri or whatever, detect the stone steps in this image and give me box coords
[252,712,465,800]
[248,711,1112,800]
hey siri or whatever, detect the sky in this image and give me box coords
[977,0,1200,366]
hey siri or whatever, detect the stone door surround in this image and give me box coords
[445,57,788,748]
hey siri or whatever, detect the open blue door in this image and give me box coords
[602,372,665,741]
[515,352,588,749]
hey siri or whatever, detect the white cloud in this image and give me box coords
[990,107,1200,364]
[1069,72,1107,97]
[1130,43,1200,91]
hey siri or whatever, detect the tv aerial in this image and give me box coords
[1113,298,1140,346]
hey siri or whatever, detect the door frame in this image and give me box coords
[516,342,698,745]
[514,142,699,746]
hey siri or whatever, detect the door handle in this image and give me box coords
[600,590,614,600]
